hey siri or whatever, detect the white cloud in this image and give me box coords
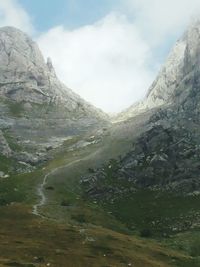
[2,0,200,112]
[0,0,33,34]
[124,0,200,44]
[37,1,200,113]
[37,13,154,112]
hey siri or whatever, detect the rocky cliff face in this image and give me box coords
[0,26,108,173]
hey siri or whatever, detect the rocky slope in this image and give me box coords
[0,26,108,174]
[81,20,200,196]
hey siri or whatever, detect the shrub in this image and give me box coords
[139,229,152,238]
[0,198,8,206]
[71,214,86,223]
[61,200,70,207]
[45,186,54,190]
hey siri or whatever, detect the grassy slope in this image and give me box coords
[0,116,199,266]
[89,163,200,236]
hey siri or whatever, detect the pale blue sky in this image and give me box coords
[19,0,119,30]
[18,0,174,61]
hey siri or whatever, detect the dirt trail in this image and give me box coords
[32,159,81,217]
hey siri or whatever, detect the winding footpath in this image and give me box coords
[32,159,81,218]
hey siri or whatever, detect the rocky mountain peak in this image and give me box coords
[146,19,200,103]
[0,26,107,119]
[0,26,54,104]
[0,26,47,79]
[116,20,200,121]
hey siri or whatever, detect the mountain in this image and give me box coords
[84,20,200,192]
[0,26,108,174]
[80,21,200,236]
[0,24,200,267]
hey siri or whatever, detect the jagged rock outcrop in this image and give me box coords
[0,26,108,172]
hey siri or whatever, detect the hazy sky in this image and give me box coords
[1,0,200,113]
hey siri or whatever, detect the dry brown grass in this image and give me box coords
[0,204,190,267]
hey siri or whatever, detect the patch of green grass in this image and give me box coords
[0,169,43,205]
[162,230,200,259]
[0,155,23,173]
[100,189,200,236]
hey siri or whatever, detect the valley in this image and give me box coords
[0,135,198,267]
[0,22,200,267]
[0,117,199,266]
